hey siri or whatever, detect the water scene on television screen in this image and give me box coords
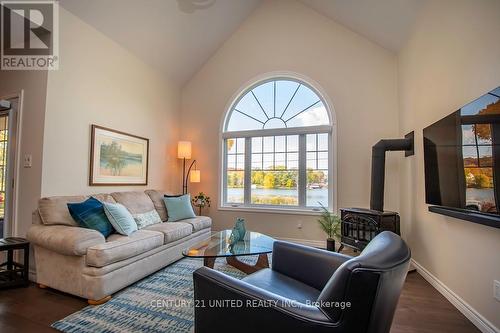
[461,87,500,214]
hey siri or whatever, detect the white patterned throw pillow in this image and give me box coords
[133,210,162,229]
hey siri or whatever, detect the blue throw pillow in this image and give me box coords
[163,194,196,222]
[103,202,138,236]
[67,197,114,237]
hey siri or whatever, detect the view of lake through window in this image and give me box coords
[223,78,333,210]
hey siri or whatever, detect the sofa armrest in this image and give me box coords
[193,267,335,332]
[27,224,105,256]
[272,241,351,290]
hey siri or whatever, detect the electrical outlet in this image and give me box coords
[297,222,302,229]
[494,280,500,302]
[23,154,32,168]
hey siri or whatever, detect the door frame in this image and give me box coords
[0,90,23,237]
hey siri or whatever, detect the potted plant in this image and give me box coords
[192,192,211,216]
[317,203,341,252]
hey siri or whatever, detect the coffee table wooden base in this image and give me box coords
[202,254,270,274]
[184,230,274,274]
[225,253,269,274]
[204,257,216,268]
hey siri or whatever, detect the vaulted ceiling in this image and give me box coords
[60,0,261,85]
[60,0,424,86]
[299,0,424,51]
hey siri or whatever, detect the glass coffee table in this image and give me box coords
[182,230,275,274]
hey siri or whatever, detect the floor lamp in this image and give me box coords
[178,141,201,194]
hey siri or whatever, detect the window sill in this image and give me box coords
[218,205,325,216]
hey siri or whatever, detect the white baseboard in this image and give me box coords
[411,259,499,333]
[275,237,325,248]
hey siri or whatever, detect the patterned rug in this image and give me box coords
[52,256,259,333]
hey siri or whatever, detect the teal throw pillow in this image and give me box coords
[163,194,196,222]
[103,202,138,236]
[67,197,114,237]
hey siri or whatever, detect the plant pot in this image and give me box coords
[326,238,335,252]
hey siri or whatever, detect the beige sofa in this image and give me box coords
[27,190,211,304]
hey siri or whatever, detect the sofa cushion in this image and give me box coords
[145,190,168,222]
[144,222,192,244]
[27,224,105,256]
[92,193,116,204]
[111,191,155,214]
[67,197,114,237]
[38,195,88,226]
[86,230,163,267]
[181,216,212,232]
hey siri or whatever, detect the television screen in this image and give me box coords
[424,86,500,216]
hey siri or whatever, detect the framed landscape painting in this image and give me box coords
[90,125,149,186]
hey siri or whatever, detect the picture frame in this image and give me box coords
[89,125,149,186]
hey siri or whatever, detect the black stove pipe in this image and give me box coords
[370,137,413,212]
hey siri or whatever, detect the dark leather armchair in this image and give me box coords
[193,231,411,333]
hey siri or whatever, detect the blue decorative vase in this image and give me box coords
[229,227,240,246]
[235,218,246,241]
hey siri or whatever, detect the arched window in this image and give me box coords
[222,77,334,212]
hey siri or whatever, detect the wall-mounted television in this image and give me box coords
[423,86,500,228]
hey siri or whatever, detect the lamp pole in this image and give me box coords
[182,157,186,194]
[178,141,200,195]
[183,160,196,194]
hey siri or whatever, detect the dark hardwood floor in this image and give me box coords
[392,272,480,333]
[0,272,479,333]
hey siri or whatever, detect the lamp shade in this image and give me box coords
[190,169,201,183]
[177,141,192,159]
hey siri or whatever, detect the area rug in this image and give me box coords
[52,256,260,333]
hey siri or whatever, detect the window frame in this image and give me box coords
[220,75,336,214]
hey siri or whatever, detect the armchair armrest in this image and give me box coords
[272,241,351,290]
[27,224,105,256]
[193,267,336,332]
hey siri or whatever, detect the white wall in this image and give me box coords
[398,0,500,330]
[0,70,47,238]
[42,8,181,196]
[181,0,399,241]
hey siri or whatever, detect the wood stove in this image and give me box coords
[339,208,400,252]
[339,132,413,252]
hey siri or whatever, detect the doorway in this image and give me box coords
[0,97,19,238]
